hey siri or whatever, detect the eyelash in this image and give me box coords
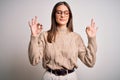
[56,11,69,15]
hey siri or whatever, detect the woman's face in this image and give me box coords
[55,5,69,26]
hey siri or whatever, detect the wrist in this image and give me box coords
[31,33,39,37]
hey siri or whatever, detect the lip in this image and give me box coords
[59,19,66,21]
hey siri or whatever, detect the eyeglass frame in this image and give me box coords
[55,10,70,16]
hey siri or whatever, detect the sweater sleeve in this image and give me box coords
[28,32,45,66]
[78,35,97,67]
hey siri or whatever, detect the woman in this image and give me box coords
[28,1,97,80]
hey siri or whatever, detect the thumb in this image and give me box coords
[86,26,90,32]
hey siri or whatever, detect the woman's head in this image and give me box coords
[47,1,73,43]
[55,4,70,26]
[51,1,73,31]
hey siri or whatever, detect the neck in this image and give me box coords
[57,25,68,32]
[58,25,67,29]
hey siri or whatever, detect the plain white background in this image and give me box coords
[0,0,120,80]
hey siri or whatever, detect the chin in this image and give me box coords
[58,22,67,25]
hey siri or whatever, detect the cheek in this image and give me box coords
[65,17,69,23]
[55,17,59,23]
[55,15,59,21]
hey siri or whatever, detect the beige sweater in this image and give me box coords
[28,30,97,70]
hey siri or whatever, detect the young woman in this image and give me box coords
[28,1,97,80]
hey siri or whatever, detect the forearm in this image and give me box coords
[28,35,40,65]
[84,37,97,67]
[78,37,97,67]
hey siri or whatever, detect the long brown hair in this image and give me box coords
[47,1,73,43]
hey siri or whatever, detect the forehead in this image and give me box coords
[56,5,69,11]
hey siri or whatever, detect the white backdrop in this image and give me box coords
[0,0,120,80]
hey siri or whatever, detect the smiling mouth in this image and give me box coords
[60,19,66,21]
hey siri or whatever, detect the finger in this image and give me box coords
[39,56,40,60]
[35,58,39,64]
[37,27,43,34]
[37,23,43,29]
[93,22,95,28]
[32,58,35,65]
[32,18,34,25]
[28,21,33,32]
[34,16,38,24]
[85,27,90,36]
[28,21,31,27]
[91,18,93,27]
[86,26,90,32]
[35,58,38,64]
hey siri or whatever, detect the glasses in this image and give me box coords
[56,10,69,16]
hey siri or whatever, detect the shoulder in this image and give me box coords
[39,31,48,36]
[38,31,48,40]
[70,32,84,43]
[69,32,84,46]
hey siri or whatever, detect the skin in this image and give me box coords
[28,5,97,65]
[55,5,69,28]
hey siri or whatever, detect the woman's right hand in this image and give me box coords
[28,16,43,36]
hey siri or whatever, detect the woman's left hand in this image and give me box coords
[86,19,98,38]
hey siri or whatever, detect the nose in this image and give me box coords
[61,12,65,17]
